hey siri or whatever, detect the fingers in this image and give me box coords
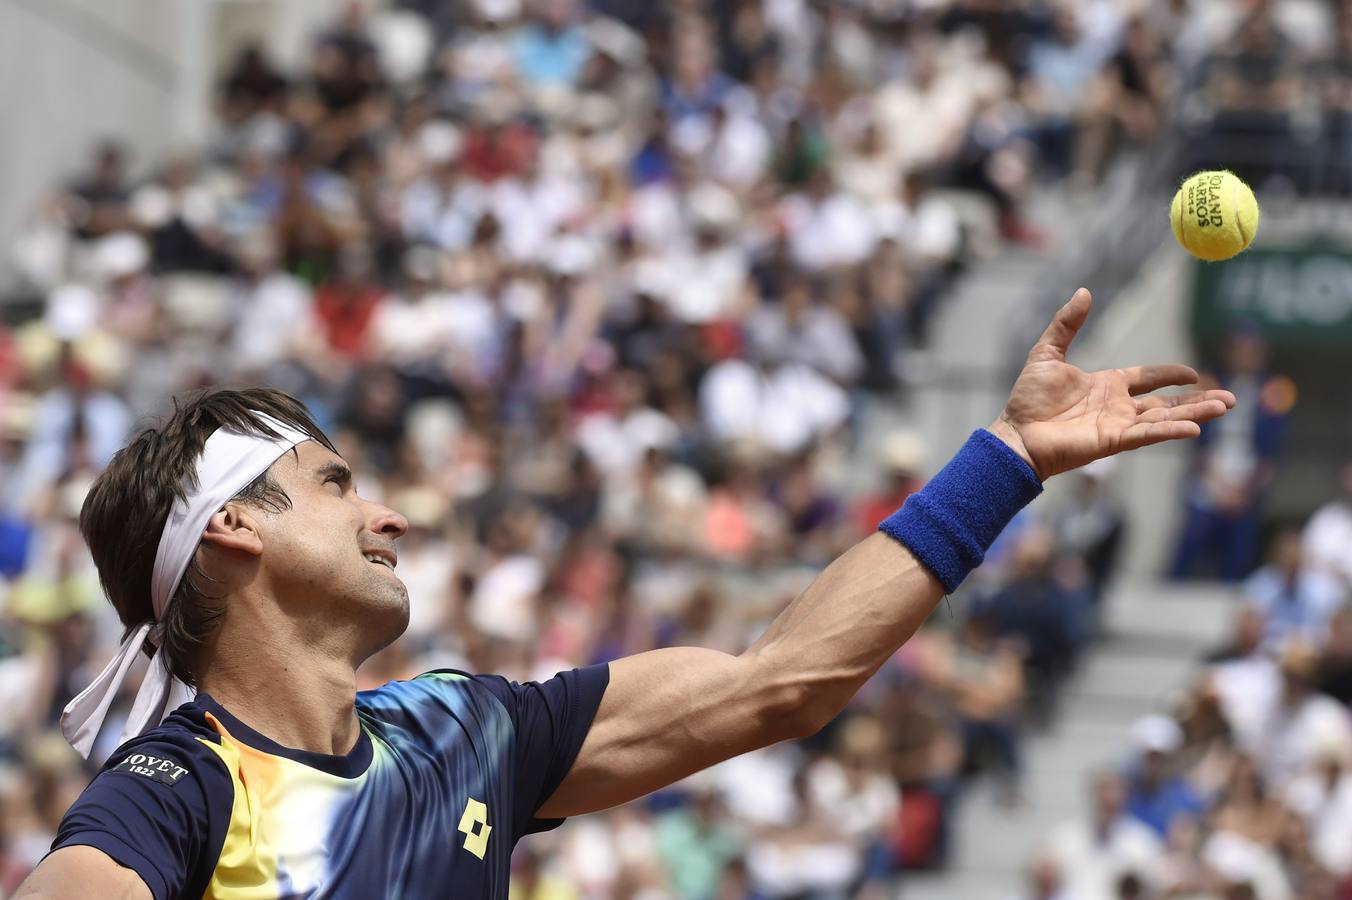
[1030,288,1092,361]
[1121,364,1199,396]
[1136,398,1231,426]
[1118,420,1203,453]
[1114,392,1231,455]
[1135,389,1237,413]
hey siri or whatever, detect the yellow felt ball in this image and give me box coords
[1169,170,1260,262]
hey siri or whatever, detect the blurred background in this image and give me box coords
[2,0,1352,897]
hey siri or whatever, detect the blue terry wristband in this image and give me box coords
[878,428,1043,593]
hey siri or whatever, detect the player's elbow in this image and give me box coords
[790,688,845,739]
[747,660,842,743]
[768,683,842,742]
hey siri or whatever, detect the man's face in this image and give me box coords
[255,441,410,655]
[1224,333,1266,376]
[1093,774,1125,824]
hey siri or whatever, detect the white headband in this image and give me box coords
[61,413,312,758]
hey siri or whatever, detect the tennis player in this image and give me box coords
[17,290,1232,899]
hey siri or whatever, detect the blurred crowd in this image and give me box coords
[1019,464,1352,900]
[1182,0,1352,191]
[0,0,1330,897]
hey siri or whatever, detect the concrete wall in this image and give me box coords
[1,0,194,255]
[0,0,348,277]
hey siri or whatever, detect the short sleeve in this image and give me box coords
[50,731,233,900]
[474,664,610,841]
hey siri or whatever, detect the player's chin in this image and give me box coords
[364,581,411,637]
[376,573,410,610]
[358,590,411,658]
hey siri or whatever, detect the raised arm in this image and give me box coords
[539,289,1235,818]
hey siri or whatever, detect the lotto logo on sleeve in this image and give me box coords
[111,753,190,787]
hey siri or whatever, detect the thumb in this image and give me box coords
[1030,288,1093,362]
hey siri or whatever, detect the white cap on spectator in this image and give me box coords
[1,393,36,441]
[91,232,148,281]
[473,0,520,23]
[130,185,175,229]
[369,10,434,84]
[688,183,740,234]
[587,17,644,65]
[1131,714,1183,755]
[418,120,462,166]
[45,284,100,341]
[572,94,619,132]
[390,486,449,531]
[545,234,596,276]
[1309,709,1352,766]
[880,430,928,475]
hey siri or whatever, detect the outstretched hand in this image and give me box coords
[989,288,1236,482]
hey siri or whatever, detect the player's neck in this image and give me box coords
[196,632,363,758]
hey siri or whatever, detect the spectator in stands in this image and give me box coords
[1153,813,1211,898]
[1254,642,1352,790]
[973,525,1092,715]
[1046,771,1163,900]
[1302,461,1352,589]
[1170,327,1294,582]
[744,765,862,899]
[1025,4,1105,178]
[1050,459,1126,606]
[653,779,743,900]
[512,0,591,91]
[1205,606,1267,665]
[878,661,964,870]
[1072,15,1173,186]
[65,142,131,241]
[221,43,289,117]
[931,610,1026,807]
[1199,5,1309,187]
[1282,725,1352,881]
[1176,677,1241,804]
[1316,607,1352,705]
[1124,714,1205,841]
[805,715,900,893]
[1007,856,1071,900]
[1203,8,1303,117]
[1241,529,1345,651]
[1205,754,1292,877]
[852,429,927,539]
[312,242,387,361]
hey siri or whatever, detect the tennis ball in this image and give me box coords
[1169,170,1259,262]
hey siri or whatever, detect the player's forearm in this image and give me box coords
[743,532,944,735]
[744,425,1041,736]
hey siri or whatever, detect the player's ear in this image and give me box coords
[201,503,265,557]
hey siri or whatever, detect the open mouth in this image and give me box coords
[363,552,396,570]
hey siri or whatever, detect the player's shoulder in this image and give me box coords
[358,669,516,726]
[57,702,235,900]
[357,665,609,731]
[94,700,234,793]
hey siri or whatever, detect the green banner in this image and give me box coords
[1192,246,1352,345]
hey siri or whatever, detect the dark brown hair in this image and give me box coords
[79,388,336,685]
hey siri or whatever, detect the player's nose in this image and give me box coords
[364,499,408,540]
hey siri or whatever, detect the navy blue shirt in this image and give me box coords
[51,665,610,899]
